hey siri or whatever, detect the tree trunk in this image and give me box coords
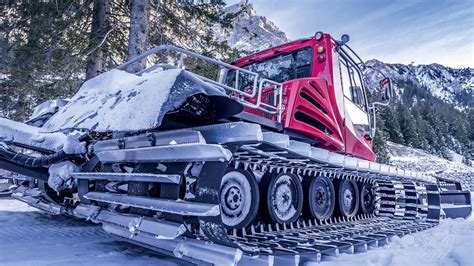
[85,0,111,80]
[126,0,150,73]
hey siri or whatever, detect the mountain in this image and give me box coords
[214,2,290,52]
[365,59,473,109]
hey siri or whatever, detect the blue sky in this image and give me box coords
[228,0,473,68]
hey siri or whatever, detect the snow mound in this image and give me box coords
[310,192,474,266]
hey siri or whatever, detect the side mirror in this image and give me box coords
[379,77,392,101]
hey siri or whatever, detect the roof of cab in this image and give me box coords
[232,34,333,67]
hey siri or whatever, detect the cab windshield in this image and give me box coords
[225,47,313,91]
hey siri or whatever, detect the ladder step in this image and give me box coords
[84,192,220,216]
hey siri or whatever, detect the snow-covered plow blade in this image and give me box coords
[437,178,472,219]
[41,68,242,133]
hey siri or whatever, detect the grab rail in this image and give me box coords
[116,45,283,123]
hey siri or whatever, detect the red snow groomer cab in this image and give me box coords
[222,32,389,162]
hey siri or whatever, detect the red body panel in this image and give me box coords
[233,34,376,162]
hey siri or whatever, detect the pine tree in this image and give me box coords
[372,110,391,164]
[126,0,150,73]
[381,105,404,143]
[396,103,420,148]
[0,1,92,120]
[86,0,112,80]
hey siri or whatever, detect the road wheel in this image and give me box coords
[303,174,335,220]
[260,172,303,224]
[334,178,360,218]
[220,168,259,229]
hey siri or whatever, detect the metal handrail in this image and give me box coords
[117,45,284,123]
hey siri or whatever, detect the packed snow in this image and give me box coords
[42,69,181,133]
[0,195,472,266]
[0,117,67,151]
[0,198,190,266]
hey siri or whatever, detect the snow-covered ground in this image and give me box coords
[388,142,474,190]
[319,198,474,266]
[0,199,189,266]
[0,196,472,266]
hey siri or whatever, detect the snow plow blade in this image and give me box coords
[438,178,472,219]
[41,68,243,133]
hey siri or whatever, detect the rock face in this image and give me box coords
[365,59,473,109]
[214,2,290,52]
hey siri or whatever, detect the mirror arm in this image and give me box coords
[370,105,377,138]
[371,100,391,107]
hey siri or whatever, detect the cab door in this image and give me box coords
[338,56,375,161]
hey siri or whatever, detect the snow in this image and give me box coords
[0,117,67,151]
[0,199,189,266]
[42,69,181,133]
[314,214,474,266]
[29,99,68,120]
[0,195,472,265]
[62,134,86,155]
[388,142,474,190]
[447,150,464,164]
[47,161,79,192]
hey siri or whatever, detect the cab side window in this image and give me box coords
[340,59,366,110]
[339,57,370,131]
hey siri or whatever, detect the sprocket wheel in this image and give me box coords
[360,183,376,214]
